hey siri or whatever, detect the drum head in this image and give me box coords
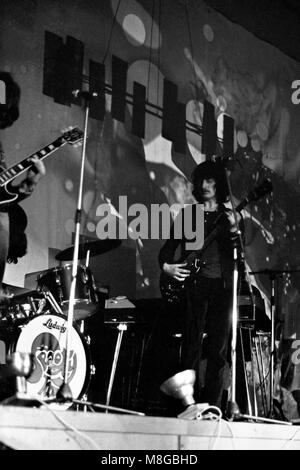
[15,314,89,409]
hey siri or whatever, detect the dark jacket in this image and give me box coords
[158,203,245,290]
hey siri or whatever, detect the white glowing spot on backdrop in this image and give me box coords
[110,0,161,49]
[83,190,95,214]
[203,24,214,42]
[236,130,248,148]
[122,14,146,46]
[256,121,269,141]
[87,222,96,233]
[186,100,205,165]
[216,95,227,112]
[251,137,261,152]
[149,171,156,180]
[65,179,74,192]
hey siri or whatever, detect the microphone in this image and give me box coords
[72,89,99,99]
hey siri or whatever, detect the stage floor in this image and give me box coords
[0,405,299,450]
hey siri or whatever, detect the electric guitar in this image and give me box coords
[159,179,273,304]
[0,127,83,206]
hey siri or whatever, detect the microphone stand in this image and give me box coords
[222,161,291,425]
[221,163,245,420]
[56,92,91,403]
[54,91,145,417]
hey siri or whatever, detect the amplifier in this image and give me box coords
[104,296,136,324]
[238,294,264,323]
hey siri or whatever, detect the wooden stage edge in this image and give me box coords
[0,405,299,450]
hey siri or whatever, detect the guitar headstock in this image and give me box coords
[247,178,273,203]
[62,127,84,145]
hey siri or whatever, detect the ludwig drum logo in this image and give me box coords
[43,318,67,334]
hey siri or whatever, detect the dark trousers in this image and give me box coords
[181,276,232,408]
[0,212,9,287]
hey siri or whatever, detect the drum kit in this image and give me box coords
[0,94,145,416]
[0,238,123,410]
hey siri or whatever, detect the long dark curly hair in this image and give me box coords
[191,160,229,203]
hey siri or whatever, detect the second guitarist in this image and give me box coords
[0,71,46,288]
[158,160,244,411]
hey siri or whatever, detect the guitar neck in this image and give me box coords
[0,136,67,186]
[186,200,247,264]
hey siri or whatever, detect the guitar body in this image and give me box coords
[159,257,200,305]
[159,271,187,305]
[0,185,19,206]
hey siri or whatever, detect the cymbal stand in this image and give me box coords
[56,92,91,402]
[221,168,290,424]
[85,249,90,268]
[249,269,287,419]
[41,287,64,315]
[269,272,276,418]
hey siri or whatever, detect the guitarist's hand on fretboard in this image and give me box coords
[17,157,46,198]
[223,208,242,233]
[162,262,191,282]
[27,156,46,182]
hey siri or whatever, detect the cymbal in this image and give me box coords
[55,239,122,261]
[249,268,300,275]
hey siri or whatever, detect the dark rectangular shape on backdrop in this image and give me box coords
[132,81,146,138]
[43,31,84,106]
[162,79,178,141]
[66,36,84,106]
[173,101,186,154]
[43,31,64,100]
[111,55,128,122]
[89,60,106,121]
[201,100,216,158]
[223,114,234,159]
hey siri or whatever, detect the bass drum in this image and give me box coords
[7,313,91,410]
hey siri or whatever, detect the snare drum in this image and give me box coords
[37,265,98,320]
[0,313,91,409]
